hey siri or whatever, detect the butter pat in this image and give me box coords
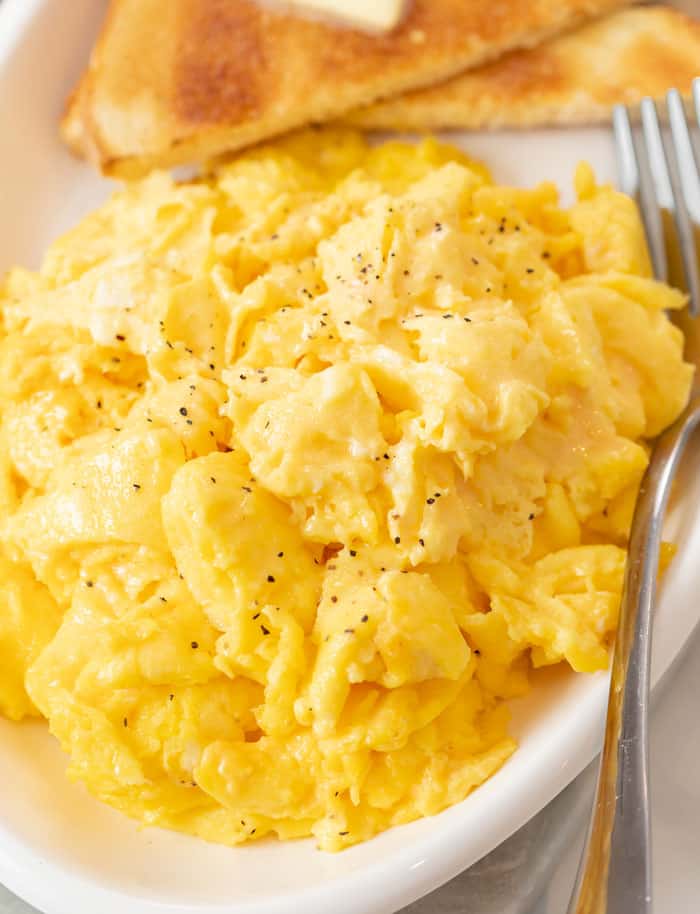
[281,0,407,33]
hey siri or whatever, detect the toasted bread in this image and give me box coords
[62,0,632,176]
[346,6,700,131]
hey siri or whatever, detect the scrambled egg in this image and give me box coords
[0,130,692,850]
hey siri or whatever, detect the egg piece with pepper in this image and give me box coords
[0,128,692,850]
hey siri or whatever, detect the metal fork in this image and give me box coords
[567,83,700,914]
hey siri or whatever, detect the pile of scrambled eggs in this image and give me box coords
[0,131,692,850]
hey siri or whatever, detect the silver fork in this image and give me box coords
[567,83,700,914]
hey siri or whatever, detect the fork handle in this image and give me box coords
[567,397,700,914]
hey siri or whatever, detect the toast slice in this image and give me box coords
[346,6,700,131]
[62,0,632,176]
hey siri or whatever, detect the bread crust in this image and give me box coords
[61,0,632,176]
[346,6,700,131]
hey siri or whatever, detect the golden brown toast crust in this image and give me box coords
[346,6,700,130]
[62,0,632,176]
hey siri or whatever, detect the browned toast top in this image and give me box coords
[62,0,632,175]
[346,5,700,130]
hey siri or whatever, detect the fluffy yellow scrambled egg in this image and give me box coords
[0,131,692,850]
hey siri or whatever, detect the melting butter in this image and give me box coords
[270,0,407,33]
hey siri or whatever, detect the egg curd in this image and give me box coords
[0,131,692,850]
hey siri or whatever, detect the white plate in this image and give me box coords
[1,2,699,913]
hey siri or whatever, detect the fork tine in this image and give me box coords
[693,77,700,128]
[638,98,671,282]
[667,90,700,219]
[665,90,700,316]
[614,104,668,281]
[613,104,639,199]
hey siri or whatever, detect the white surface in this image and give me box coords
[0,2,699,914]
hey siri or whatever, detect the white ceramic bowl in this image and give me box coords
[1,3,699,912]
